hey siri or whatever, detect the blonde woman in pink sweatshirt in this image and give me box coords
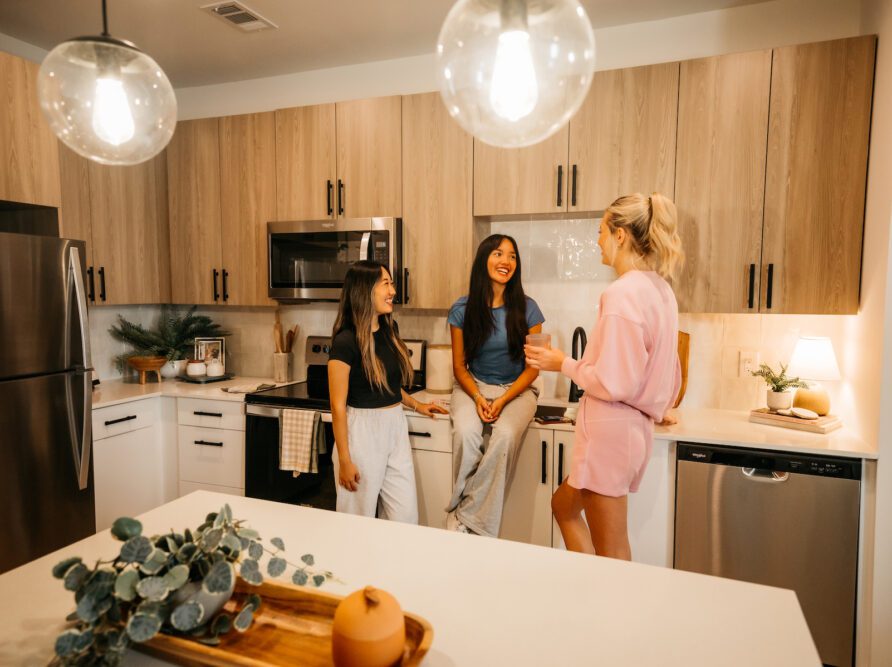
[525,193,683,560]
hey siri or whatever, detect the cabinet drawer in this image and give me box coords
[178,425,245,488]
[92,399,156,441]
[178,479,244,498]
[178,398,245,432]
[406,415,451,453]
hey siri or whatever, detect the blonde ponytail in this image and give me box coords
[604,192,685,281]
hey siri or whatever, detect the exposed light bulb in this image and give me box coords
[489,29,538,122]
[92,76,134,146]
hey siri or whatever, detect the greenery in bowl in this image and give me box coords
[51,505,335,666]
[109,306,229,364]
[750,362,809,393]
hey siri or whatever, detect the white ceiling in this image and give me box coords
[0,0,769,87]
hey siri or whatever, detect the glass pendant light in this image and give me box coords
[437,0,596,148]
[37,0,177,165]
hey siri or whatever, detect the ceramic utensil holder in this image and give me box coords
[273,352,292,383]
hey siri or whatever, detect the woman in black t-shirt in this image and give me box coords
[328,261,447,522]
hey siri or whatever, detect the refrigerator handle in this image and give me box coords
[77,372,92,491]
[69,247,93,371]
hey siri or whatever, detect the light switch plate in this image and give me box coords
[739,350,759,377]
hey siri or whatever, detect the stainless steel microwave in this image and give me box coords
[268,217,406,302]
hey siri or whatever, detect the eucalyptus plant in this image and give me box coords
[109,305,229,363]
[51,505,335,666]
[750,362,809,393]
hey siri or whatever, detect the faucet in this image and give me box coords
[568,326,587,402]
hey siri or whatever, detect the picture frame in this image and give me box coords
[194,337,225,370]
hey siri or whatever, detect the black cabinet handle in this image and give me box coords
[104,414,136,427]
[558,442,564,484]
[541,441,547,484]
[337,179,345,215]
[326,179,333,216]
[571,164,577,207]
[556,165,563,207]
[87,266,95,302]
[766,263,774,310]
[194,440,223,447]
[212,269,220,302]
[222,269,229,302]
[408,431,431,438]
[194,411,223,418]
[747,264,755,309]
[98,266,106,302]
[403,268,410,305]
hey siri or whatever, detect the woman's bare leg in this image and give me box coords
[580,491,631,560]
[551,479,594,554]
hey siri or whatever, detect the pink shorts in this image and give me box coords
[567,397,654,497]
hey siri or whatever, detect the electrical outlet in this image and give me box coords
[739,350,759,377]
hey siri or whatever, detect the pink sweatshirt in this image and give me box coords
[561,271,681,422]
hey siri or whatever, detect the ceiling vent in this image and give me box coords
[201,2,278,32]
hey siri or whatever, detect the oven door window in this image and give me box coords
[270,231,389,289]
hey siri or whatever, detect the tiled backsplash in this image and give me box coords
[90,217,859,429]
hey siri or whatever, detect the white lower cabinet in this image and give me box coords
[92,400,163,531]
[176,398,245,497]
[412,449,451,529]
[500,428,554,547]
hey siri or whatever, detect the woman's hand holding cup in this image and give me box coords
[525,332,566,371]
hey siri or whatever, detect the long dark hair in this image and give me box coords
[332,261,413,391]
[462,235,528,364]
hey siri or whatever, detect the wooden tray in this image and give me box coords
[137,579,433,666]
[749,408,842,434]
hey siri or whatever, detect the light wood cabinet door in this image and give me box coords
[763,36,875,314]
[402,93,473,309]
[473,128,569,216]
[88,154,171,304]
[0,52,61,206]
[569,63,679,212]
[219,112,277,306]
[275,104,336,220]
[675,51,771,313]
[336,96,402,218]
[57,144,94,269]
[167,118,223,305]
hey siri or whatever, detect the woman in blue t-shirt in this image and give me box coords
[446,234,544,536]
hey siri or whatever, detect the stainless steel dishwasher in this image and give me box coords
[674,443,861,667]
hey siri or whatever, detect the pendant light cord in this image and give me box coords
[101,0,109,36]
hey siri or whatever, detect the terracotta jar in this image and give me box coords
[332,586,405,667]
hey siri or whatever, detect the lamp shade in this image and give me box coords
[787,336,841,382]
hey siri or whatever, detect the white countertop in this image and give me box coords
[0,491,819,667]
[92,377,282,408]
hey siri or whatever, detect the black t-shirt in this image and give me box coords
[329,327,403,409]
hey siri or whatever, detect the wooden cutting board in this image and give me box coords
[749,408,842,434]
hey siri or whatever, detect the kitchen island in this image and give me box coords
[0,491,819,666]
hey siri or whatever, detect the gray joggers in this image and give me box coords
[447,379,538,537]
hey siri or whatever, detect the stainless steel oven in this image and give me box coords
[268,217,406,302]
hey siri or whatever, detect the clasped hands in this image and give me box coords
[474,394,508,423]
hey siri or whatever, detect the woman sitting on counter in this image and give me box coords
[328,260,447,523]
[446,235,544,536]
[526,193,683,560]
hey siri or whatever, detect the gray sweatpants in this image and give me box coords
[333,404,418,524]
[447,379,538,537]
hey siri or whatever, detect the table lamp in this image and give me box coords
[787,336,841,416]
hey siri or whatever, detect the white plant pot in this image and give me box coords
[160,359,187,379]
[766,390,794,412]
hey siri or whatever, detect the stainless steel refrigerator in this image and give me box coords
[0,231,95,573]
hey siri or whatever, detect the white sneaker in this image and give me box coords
[446,511,472,534]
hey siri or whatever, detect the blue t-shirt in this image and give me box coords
[447,296,545,385]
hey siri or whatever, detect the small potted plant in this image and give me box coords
[110,306,229,379]
[750,362,808,411]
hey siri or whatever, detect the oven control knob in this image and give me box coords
[312,344,321,353]
[323,345,330,354]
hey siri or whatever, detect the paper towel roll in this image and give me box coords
[426,344,453,394]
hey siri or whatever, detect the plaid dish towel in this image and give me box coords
[279,409,322,476]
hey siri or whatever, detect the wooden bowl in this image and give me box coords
[127,355,167,385]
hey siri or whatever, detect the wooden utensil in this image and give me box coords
[673,330,690,408]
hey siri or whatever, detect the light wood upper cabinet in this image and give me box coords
[58,144,94,268]
[88,156,171,305]
[0,52,60,207]
[675,51,771,314]
[402,93,473,309]
[275,104,336,220]
[167,118,223,305]
[336,96,402,218]
[473,128,569,216]
[569,62,679,212]
[762,36,875,314]
[219,112,277,306]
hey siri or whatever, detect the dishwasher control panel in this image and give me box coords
[677,443,862,480]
